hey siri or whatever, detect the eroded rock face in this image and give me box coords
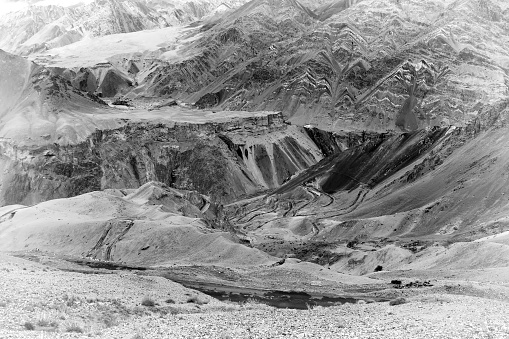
[0,50,325,207]
[275,127,449,195]
[0,113,323,206]
[10,0,508,134]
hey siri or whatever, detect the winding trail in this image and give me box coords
[318,189,369,220]
[87,219,134,261]
[200,197,211,214]
[321,192,335,208]
[293,187,321,216]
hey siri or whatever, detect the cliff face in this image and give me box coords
[0,112,323,206]
[0,50,325,206]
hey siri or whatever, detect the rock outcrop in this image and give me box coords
[0,112,323,206]
[0,0,250,55]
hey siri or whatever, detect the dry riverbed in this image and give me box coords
[1,252,509,339]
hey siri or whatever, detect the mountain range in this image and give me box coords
[1,0,509,315]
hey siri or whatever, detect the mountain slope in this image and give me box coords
[4,0,508,133]
[0,0,250,55]
[1,0,509,281]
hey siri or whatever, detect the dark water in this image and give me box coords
[201,289,358,309]
[71,259,147,271]
[172,280,360,309]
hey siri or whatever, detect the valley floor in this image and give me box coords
[1,252,509,339]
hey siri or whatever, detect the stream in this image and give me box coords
[69,258,377,309]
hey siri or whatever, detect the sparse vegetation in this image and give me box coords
[65,322,84,333]
[37,317,58,327]
[418,295,452,304]
[101,312,119,328]
[213,304,239,312]
[141,296,156,307]
[23,321,35,330]
[186,295,209,305]
[63,293,79,307]
[239,297,268,310]
[389,297,407,306]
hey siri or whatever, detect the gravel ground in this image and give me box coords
[1,252,509,339]
[101,295,509,339]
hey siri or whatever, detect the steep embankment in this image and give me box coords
[0,114,323,206]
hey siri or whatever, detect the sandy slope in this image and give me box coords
[29,25,200,68]
[0,182,275,267]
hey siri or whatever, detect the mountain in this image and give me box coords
[0,49,112,145]
[37,0,504,133]
[1,0,509,299]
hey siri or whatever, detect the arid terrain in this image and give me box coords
[2,251,509,338]
[1,0,509,338]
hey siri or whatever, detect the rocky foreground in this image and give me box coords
[1,252,509,339]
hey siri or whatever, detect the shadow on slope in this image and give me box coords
[229,123,509,275]
[272,126,448,195]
